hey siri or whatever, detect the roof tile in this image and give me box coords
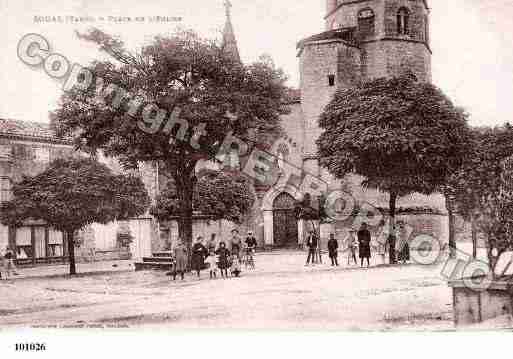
[0,118,70,143]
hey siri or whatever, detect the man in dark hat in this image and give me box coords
[305,230,318,266]
[358,223,372,268]
[327,233,339,266]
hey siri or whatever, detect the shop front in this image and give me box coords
[8,221,67,266]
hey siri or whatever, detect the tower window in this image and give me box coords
[358,8,375,37]
[397,7,410,35]
[328,74,335,87]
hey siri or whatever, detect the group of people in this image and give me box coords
[0,246,18,280]
[170,229,258,281]
[305,222,411,268]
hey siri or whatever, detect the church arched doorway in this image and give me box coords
[272,192,298,248]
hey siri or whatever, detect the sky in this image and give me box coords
[0,0,512,127]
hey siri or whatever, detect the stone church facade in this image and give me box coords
[162,0,448,250]
[290,0,442,247]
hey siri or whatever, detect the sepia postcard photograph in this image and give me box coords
[0,0,513,357]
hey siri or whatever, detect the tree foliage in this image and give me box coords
[151,169,255,224]
[51,29,288,247]
[447,125,513,266]
[0,157,150,274]
[294,193,325,221]
[317,74,471,262]
[318,74,470,196]
[492,156,513,252]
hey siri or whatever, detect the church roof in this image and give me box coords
[0,118,72,144]
[221,0,241,62]
[297,28,358,50]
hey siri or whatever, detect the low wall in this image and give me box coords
[89,248,131,261]
[157,218,240,252]
[318,212,448,250]
[449,280,513,326]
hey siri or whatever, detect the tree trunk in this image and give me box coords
[388,192,397,264]
[484,234,496,273]
[471,213,477,259]
[175,170,196,257]
[67,230,77,275]
[445,193,457,259]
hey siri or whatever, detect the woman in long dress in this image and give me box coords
[173,240,188,281]
[191,236,208,278]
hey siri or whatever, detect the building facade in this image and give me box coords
[0,118,156,265]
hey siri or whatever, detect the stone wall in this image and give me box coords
[381,0,431,81]
[319,212,448,252]
[0,139,75,182]
[325,0,385,34]
[384,0,428,41]
[299,41,361,156]
[157,218,245,252]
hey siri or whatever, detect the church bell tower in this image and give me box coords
[323,0,432,82]
[298,0,432,176]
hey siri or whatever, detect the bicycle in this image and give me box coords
[242,248,255,270]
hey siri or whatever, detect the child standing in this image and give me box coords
[205,251,218,279]
[215,242,230,278]
[3,247,18,279]
[347,230,358,266]
[230,254,241,277]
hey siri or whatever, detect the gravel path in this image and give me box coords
[0,252,454,330]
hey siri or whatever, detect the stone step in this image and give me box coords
[134,261,174,272]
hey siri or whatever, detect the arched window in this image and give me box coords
[358,8,375,37]
[397,7,409,35]
[273,192,297,210]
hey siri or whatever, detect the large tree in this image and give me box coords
[317,74,471,262]
[0,158,150,275]
[52,29,287,249]
[151,169,255,224]
[448,125,513,265]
